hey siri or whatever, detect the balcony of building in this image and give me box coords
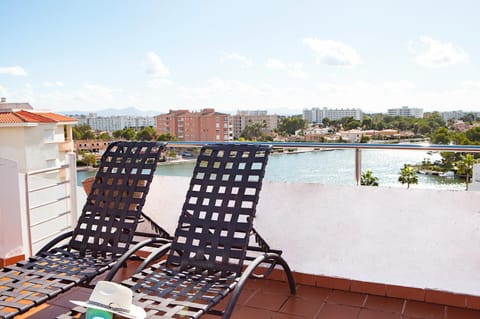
[3,142,480,318]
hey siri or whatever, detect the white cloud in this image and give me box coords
[0,66,27,76]
[82,82,117,101]
[146,52,170,77]
[266,58,287,70]
[303,38,362,66]
[410,36,469,67]
[383,80,415,91]
[461,81,480,91]
[221,52,252,67]
[147,78,174,89]
[43,81,64,87]
[0,85,7,97]
[266,58,310,79]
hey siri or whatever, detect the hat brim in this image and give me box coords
[70,300,146,319]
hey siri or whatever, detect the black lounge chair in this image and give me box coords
[0,141,167,319]
[59,143,296,319]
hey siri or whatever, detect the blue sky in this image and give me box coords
[1,0,479,115]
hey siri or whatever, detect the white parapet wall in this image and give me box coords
[0,158,25,260]
[140,175,480,296]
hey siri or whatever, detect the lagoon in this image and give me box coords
[77,149,465,191]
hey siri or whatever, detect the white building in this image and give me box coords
[0,100,77,172]
[232,110,279,139]
[441,110,480,122]
[387,106,423,118]
[74,113,155,131]
[303,107,363,123]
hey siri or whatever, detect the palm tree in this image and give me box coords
[398,164,418,189]
[361,170,379,186]
[457,153,476,190]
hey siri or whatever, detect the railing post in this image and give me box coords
[355,148,362,185]
[67,152,78,226]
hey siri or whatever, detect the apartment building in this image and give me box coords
[155,108,233,141]
[232,110,279,138]
[74,113,155,131]
[387,106,423,118]
[441,110,480,122]
[303,107,363,123]
[0,99,77,172]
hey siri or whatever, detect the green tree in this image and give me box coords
[136,126,157,141]
[241,122,266,141]
[398,164,418,189]
[322,117,330,127]
[96,132,111,140]
[361,170,379,186]
[157,133,176,141]
[121,127,136,140]
[72,124,94,140]
[278,116,306,135]
[457,153,476,190]
[465,127,480,143]
[431,127,451,144]
[82,153,97,167]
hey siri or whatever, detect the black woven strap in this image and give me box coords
[69,141,164,257]
[167,143,270,275]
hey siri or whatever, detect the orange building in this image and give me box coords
[155,108,233,141]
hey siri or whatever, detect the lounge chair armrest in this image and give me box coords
[222,253,296,318]
[36,231,74,254]
[133,243,172,273]
[104,237,171,281]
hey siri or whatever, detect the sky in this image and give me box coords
[1,0,480,115]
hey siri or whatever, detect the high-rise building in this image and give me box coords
[232,110,279,138]
[387,106,423,118]
[155,108,233,141]
[441,110,480,122]
[303,107,363,123]
[73,113,155,131]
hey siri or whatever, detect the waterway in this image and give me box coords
[77,149,466,190]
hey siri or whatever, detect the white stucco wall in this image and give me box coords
[0,158,24,259]
[140,175,480,296]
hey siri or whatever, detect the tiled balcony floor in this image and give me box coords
[16,260,480,319]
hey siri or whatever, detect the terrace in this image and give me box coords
[3,142,480,319]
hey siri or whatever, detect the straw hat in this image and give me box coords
[71,281,146,319]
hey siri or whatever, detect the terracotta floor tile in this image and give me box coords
[316,303,361,319]
[244,278,267,291]
[404,300,446,319]
[358,308,402,319]
[327,290,368,307]
[279,296,323,318]
[446,306,480,319]
[364,295,405,313]
[272,312,309,319]
[245,291,290,311]
[296,285,332,301]
[48,286,92,308]
[17,304,72,319]
[230,305,273,319]
[261,279,295,295]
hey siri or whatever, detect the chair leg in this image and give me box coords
[222,253,296,319]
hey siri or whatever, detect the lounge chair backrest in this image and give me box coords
[68,141,164,257]
[167,144,270,275]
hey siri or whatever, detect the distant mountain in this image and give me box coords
[60,107,159,117]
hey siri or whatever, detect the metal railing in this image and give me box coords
[24,154,78,256]
[166,141,480,185]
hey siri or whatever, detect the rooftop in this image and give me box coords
[4,142,480,318]
[16,259,480,319]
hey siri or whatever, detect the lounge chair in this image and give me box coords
[0,141,167,319]
[58,143,296,319]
